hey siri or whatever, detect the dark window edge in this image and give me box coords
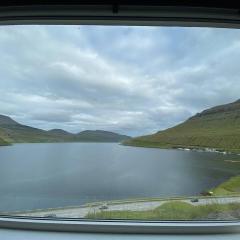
[0,5,240,28]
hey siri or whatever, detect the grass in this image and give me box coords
[87,201,240,220]
[0,136,10,146]
[212,175,240,196]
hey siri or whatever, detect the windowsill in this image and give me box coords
[0,228,240,240]
[0,216,240,234]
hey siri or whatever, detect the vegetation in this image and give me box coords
[87,201,240,220]
[0,136,9,146]
[0,114,130,144]
[124,99,240,153]
[212,175,240,196]
[75,130,130,142]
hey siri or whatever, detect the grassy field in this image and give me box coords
[212,175,240,196]
[87,201,240,220]
[124,100,240,153]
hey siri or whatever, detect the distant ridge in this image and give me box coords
[47,129,73,136]
[190,99,240,119]
[0,114,131,144]
[124,99,240,153]
[76,130,131,142]
[0,114,19,125]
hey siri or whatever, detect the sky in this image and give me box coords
[0,25,240,136]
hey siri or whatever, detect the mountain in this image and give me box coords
[0,115,63,143]
[0,114,19,125]
[75,130,131,142]
[47,129,73,136]
[0,114,131,144]
[124,99,240,153]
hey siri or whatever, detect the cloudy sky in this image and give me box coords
[0,25,240,136]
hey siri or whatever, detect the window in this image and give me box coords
[0,24,240,226]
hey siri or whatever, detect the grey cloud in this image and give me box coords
[30,111,72,123]
[0,26,240,136]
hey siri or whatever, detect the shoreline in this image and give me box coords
[7,194,240,218]
[122,141,240,155]
[3,141,240,155]
[4,174,240,218]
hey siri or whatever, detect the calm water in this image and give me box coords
[0,143,239,212]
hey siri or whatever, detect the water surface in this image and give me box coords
[0,143,239,212]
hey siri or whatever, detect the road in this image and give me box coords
[10,195,240,218]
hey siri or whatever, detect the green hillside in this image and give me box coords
[211,175,240,196]
[0,114,131,144]
[124,99,240,153]
[0,136,9,146]
[47,129,74,137]
[75,130,131,142]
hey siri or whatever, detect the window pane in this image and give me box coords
[0,25,240,221]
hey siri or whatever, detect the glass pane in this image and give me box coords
[0,25,239,221]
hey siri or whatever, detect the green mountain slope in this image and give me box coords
[125,99,240,153]
[0,114,131,144]
[0,116,65,143]
[0,114,19,125]
[0,136,9,146]
[75,130,131,142]
[47,129,73,136]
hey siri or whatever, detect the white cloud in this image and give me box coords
[0,25,240,136]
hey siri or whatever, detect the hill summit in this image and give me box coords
[0,114,19,125]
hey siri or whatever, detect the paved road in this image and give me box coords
[11,196,240,218]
